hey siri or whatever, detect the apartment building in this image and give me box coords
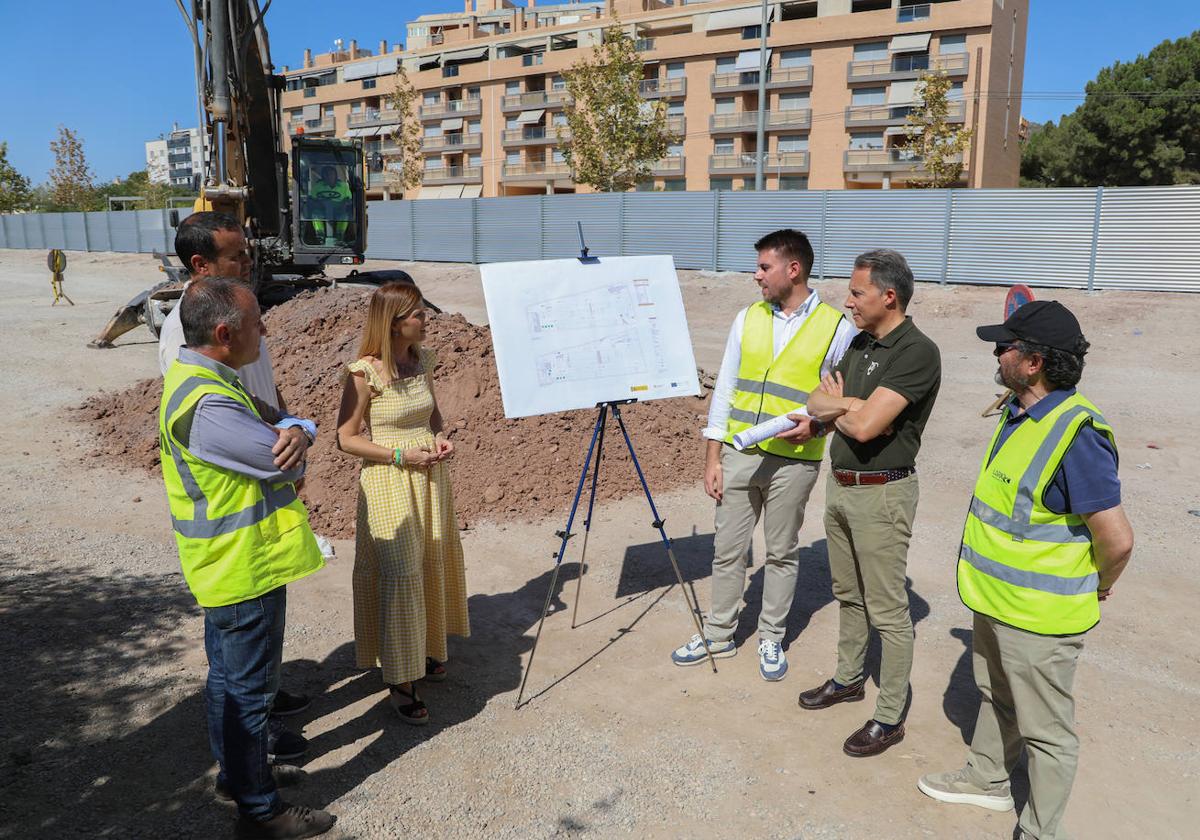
[145,125,210,188]
[280,0,1027,198]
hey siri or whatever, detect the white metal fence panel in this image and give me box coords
[136,210,170,254]
[21,214,44,249]
[40,214,67,249]
[63,213,89,251]
[413,199,475,262]
[84,213,110,251]
[542,193,623,259]
[623,192,717,268]
[822,190,948,282]
[716,192,825,274]
[4,215,27,248]
[474,197,542,263]
[365,200,414,260]
[948,189,1098,289]
[1094,186,1200,293]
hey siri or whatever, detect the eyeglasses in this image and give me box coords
[993,342,1020,358]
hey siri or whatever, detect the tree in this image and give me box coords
[0,142,33,212]
[93,170,193,210]
[386,66,425,195]
[905,70,973,188]
[1021,31,1200,187]
[47,125,97,211]
[561,21,675,192]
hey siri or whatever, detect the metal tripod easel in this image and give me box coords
[514,399,717,709]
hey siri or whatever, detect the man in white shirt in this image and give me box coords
[671,229,857,681]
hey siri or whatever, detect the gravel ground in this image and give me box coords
[0,248,1196,840]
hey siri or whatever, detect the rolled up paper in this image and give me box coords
[732,413,803,450]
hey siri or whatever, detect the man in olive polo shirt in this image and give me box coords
[793,249,941,757]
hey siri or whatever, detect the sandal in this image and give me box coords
[388,684,429,725]
[424,657,447,683]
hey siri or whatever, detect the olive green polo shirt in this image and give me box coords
[828,316,941,471]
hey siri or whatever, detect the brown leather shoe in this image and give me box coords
[235,804,336,839]
[798,678,865,710]
[842,720,905,757]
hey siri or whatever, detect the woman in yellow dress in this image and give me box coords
[335,281,469,723]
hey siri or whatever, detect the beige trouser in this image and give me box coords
[965,612,1085,840]
[825,472,919,726]
[702,446,821,645]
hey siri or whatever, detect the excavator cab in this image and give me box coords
[290,137,366,265]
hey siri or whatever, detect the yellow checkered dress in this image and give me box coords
[348,350,469,686]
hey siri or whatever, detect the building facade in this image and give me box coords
[280,0,1027,198]
[145,125,210,188]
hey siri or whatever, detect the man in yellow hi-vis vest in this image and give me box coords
[918,301,1133,840]
[160,278,336,839]
[670,229,856,681]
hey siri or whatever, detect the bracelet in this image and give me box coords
[392,448,403,466]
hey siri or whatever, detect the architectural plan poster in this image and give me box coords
[480,255,701,418]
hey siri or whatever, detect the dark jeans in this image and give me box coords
[204,586,286,820]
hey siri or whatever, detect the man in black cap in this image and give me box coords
[917,300,1134,840]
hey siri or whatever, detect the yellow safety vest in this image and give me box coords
[159,360,324,608]
[957,392,1115,635]
[725,300,843,460]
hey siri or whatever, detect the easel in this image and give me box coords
[48,249,73,306]
[514,225,717,709]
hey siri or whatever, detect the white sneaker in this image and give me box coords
[671,634,735,666]
[917,768,1015,812]
[758,638,788,681]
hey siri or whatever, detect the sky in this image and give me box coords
[0,0,1195,184]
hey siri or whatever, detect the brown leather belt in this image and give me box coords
[832,467,916,487]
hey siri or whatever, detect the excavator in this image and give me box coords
[90,0,391,347]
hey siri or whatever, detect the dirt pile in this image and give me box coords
[75,287,713,538]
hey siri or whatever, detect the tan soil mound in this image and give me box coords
[75,287,713,538]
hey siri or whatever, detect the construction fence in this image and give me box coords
[3,185,1198,293]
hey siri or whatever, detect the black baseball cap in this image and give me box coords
[976,300,1086,354]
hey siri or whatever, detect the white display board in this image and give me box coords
[481,255,701,418]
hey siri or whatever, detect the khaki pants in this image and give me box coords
[703,446,821,645]
[965,612,1085,840]
[825,472,919,726]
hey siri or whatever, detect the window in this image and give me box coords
[898,3,932,23]
[303,88,316,98]
[948,81,965,101]
[853,41,889,61]
[443,65,459,78]
[350,102,362,114]
[714,98,736,115]
[506,117,519,130]
[939,34,967,54]
[469,153,482,166]
[666,62,686,79]
[849,132,884,150]
[424,125,442,138]
[715,56,737,72]
[666,101,684,116]
[779,49,811,68]
[506,151,521,165]
[663,179,685,191]
[779,1,817,21]
[522,53,544,66]
[468,86,481,100]
[636,181,656,192]
[423,92,440,106]
[778,92,810,111]
[851,87,886,106]
[468,120,482,134]
[425,159,444,171]
[714,138,734,154]
[778,176,808,190]
[668,142,684,156]
[506,81,521,95]
[552,112,568,126]
[550,75,566,91]
[710,178,734,191]
[777,136,808,152]
[851,0,891,12]
[552,149,565,163]
[362,79,377,90]
[742,25,762,40]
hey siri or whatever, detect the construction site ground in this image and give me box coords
[0,248,1195,840]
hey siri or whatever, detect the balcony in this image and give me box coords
[422,133,483,152]
[419,98,482,120]
[666,115,686,135]
[349,109,402,128]
[845,99,965,127]
[502,125,571,146]
[290,118,335,135]
[501,90,572,112]
[897,3,931,23]
[639,77,687,98]
[709,152,809,175]
[709,109,813,133]
[651,155,685,176]
[423,165,483,185]
[712,66,813,94]
[843,147,963,172]
[847,51,969,83]
[501,161,572,181]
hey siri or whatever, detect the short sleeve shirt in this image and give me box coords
[829,317,941,471]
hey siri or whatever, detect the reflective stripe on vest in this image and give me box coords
[957,394,1115,635]
[160,361,323,607]
[725,300,842,461]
